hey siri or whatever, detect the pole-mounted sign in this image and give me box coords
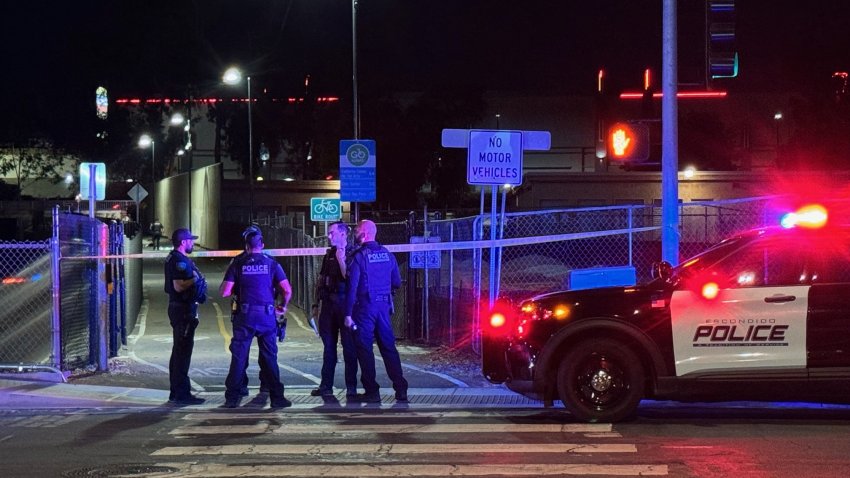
[339,139,376,202]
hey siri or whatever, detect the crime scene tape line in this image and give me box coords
[61,226,660,261]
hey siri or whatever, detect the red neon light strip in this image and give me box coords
[115,97,339,104]
[619,91,727,99]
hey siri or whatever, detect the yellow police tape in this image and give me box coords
[60,226,660,261]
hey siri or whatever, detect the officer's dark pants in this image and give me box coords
[318,295,358,393]
[235,309,271,394]
[168,302,197,400]
[353,301,408,396]
[224,312,285,402]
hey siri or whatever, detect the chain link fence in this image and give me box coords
[267,197,775,355]
[0,240,53,367]
[0,208,133,375]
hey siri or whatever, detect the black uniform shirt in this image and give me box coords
[164,250,196,303]
[224,253,287,306]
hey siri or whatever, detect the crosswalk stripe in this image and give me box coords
[182,410,557,420]
[170,422,613,435]
[152,463,668,476]
[152,442,637,456]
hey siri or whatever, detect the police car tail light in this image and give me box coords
[780,204,828,229]
[701,282,720,300]
[485,300,515,336]
[489,313,507,329]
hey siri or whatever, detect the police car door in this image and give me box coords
[671,236,808,376]
[805,232,850,370]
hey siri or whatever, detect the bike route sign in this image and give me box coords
[310,197,342,222]
[339,139,376,202]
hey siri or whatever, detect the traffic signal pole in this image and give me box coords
[662,0,680,265]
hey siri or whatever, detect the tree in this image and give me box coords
[0,139,77,199]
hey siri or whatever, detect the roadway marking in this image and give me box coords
[182,410,538,420]
[213,302,319,384]
[213,302,231,354]
[152,442,637,456]
[149,463,668,476]
[127,297,205,393]
[171,422,613,435]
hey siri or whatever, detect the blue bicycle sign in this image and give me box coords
[339,139,376,202]
[310,197,342,222]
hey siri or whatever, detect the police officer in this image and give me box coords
[220,230,292,409]
[150,218,164,250]
[232,225,271,398]
[311,221,359,398]
[164,228,206,405]
[344,219,408,403]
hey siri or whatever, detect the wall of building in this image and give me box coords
[156,162,221,250]
[515,171,850,209]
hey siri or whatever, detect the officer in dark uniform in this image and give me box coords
[220,230,292,409]
[164,228,206,405]
[150,219,164,250]
[310,221,359,398]
[344,219,408,403]
[232,225,270,397]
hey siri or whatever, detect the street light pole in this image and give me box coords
[247,76,254,222]
[223,67,255,222]
[352,0,361,222]
[352,0,360,140]
[139,134,156,223]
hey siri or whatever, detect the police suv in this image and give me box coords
[482,208,850,422]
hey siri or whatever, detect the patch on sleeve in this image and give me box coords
[176,261,188,272]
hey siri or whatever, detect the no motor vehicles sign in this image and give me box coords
[467,130,523,186]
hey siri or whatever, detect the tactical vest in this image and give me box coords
[319,247,347,298]
[235,253,277,306]
[361,243,393,298]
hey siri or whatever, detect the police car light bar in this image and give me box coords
[780,204,828,229]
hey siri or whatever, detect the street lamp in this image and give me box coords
[223,66,254,221]
[138,133,155,221]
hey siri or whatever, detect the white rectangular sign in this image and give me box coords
[466,130,523,186]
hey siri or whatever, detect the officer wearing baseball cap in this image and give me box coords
[164,228,206,405]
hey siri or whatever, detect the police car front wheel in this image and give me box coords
[556,338,644,423]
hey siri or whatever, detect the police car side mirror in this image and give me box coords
[651,261,673,281]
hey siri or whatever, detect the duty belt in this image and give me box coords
[239,303,275,315]
[373,294,391,302]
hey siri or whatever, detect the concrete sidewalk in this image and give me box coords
[0,378,541,411]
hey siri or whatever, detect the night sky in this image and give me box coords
[3,1,850,140]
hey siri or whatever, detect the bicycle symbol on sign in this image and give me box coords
[345,143,370,166]
[313,199,339,215]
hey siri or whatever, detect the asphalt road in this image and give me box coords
[4,405,850,477]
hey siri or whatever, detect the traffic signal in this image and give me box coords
[707,0,738,79]
[608,122,650,162]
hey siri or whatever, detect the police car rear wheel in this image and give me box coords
[557,338,644,423]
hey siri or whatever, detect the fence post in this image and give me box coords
[118,222,127,346]
[628,206,634,266]
[448,222,455,346]
[51,206,61,369]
